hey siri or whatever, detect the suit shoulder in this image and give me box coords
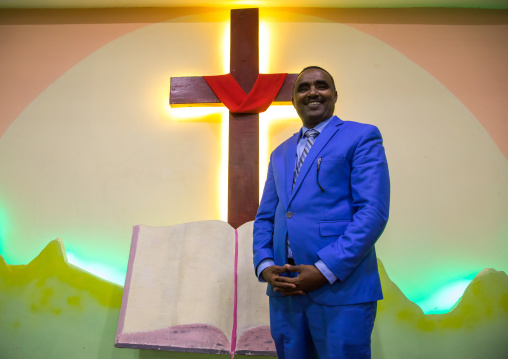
[341,120,378,130]
[340,120,383,137]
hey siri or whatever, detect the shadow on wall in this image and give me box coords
[0,239,507,359]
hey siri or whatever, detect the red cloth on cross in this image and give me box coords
[203,73,288,113]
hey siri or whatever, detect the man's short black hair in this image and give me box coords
[296,66,337,92]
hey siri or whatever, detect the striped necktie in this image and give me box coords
[293,129,319,190]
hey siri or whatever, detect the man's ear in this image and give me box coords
[291,96,295,107]
[334,91,338,103]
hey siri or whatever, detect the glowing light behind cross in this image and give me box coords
[258,20,298,199]
[220,20,230,222]
[170,19,296,219]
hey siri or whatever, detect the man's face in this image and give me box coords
[292,68,338,128]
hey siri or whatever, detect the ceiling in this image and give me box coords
[0,0,507,9]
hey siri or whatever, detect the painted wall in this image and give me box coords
[0,7,507,358]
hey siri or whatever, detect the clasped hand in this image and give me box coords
[261,264,328,296]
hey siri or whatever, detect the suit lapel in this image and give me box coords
[282,133,298,209]
[288,116,343,204]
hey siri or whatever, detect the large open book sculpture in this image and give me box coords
[115,220,276,356]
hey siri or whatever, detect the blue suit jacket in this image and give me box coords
[253,116,390,305]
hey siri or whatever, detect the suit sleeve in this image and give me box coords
[253,154,279,274]
[317,125,390,281]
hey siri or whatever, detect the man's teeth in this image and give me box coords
[308,101,320,105]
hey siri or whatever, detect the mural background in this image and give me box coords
[0,6,507,358]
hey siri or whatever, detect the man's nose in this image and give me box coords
[308,86,318,96]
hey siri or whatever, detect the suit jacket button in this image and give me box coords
[286,211,293,218]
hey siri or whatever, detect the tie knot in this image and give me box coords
[305,129,319,139]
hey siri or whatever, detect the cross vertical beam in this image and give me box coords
[228,8,259,228]
[169,8,298,228]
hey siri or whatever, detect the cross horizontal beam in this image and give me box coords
[170,74,298,108]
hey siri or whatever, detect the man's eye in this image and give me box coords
[298,86,309,92]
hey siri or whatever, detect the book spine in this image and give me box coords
[230,229,239,358]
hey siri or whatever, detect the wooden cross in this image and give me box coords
[170,8,297,228]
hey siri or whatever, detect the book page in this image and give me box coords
[120,220,235,347]
[235,221,276,355]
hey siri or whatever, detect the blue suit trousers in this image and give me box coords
[269,296,377,359]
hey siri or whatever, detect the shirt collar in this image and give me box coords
[298,116,333,140]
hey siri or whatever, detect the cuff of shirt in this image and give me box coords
[256,258,275,282]
[315,260,338,284]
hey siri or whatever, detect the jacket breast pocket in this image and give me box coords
[317,154,350,193]
[319,220,351,237]
[320,154,345,163]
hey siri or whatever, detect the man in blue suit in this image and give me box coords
[253,66,390,359]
